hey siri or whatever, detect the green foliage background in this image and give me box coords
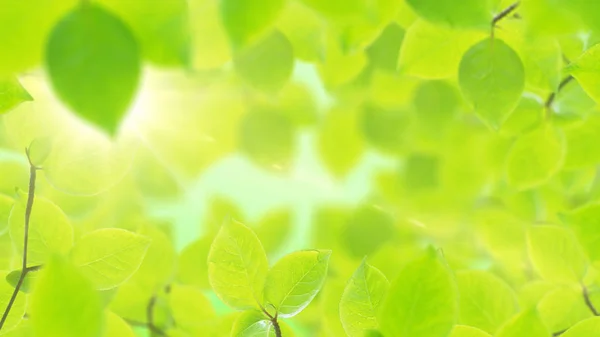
[1,0,600,336]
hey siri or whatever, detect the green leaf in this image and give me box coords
[239,108,294,170]
[563,116,600,169]
[9,195,74,266]
[208,218,269,310]
[103,311,135,337]
[0,0,75,76]
[339,260,389,337]
[189,0,231,69]
[70,228,151,290]
[277,1,325,62]
[366,23,405,73]
[527,225,588,283]
[360,103,410,154]
[317,106,365,177]
[30,256,104,337]
[177,237,212,289]
[231,311,294,337]
[341,205,395,258]
[561,316,600,337]
[46,3,141,134]
[449,325,492,337]
[568,43,600,105]
[379,248,458,337]
[458,38,525,129]
[414,80,460,132]
[264,249,331,317]
[0,194,13,235]
[561,203,600,263]
[5,267,41,293]
[220,0,283,48]
[0,272,26,333]
[495,309,549,337]
[234,30,294,92]
[538,286,593,333]
[97,0,189,66]
[406,0,492,29]
[127,225,177,294]
[168,285,215,331]
[399,20,484,79]
[253,210,291,255]
[0,78,32,115]
[506,126,565,190]
[456,270,518,334]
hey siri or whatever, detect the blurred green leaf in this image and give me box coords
[220,0,283,48]
[459,38,525,129]
[234,30,294,92]
[406,0,492,29]
[30,256,103,337]
[449,325,492,337]
[0,78,32,115]
[379,248,457,337]
[495,309,549,337]
[506,125,565,190]
[527,225,588,283]
[46,3,141,134]
[456,270,518,334]
[560,316,600,337]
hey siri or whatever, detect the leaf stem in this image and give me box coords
[0,149,39,332]
[583,285,599,316]
[545,75,574,119]
[271,315,282,337]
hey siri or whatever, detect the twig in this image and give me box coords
[0,149,40,331]
[271,314,282,337]
[145,295,168,337]
[545,75,574,115]
[492,2,521,26]
[553,328,568,336]
[583,286,599,316]
[491,2,520,39]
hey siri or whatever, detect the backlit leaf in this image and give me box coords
[527,225,588,283]
[339,260,389,337]
[70,228,151,290]
[506,125,565,190]
[379,248,458,337]
[9,195,73,266]
[208,219,269,310]
[264,249,331,317]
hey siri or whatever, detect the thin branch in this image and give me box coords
[492,2,521,26]
[271,314,282,337]
[545,75,575,114]
[583,286,599,316]
[553,328,568,336]
[146,295,169,337]
[0,149,39,331]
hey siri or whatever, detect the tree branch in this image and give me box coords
[0,149,40,331]
[553,286,599,336]
[545,75,574,114]
[271,315,282,337]
[492,2,521,26]
[583,285,599,316]
[145,295,168,337]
